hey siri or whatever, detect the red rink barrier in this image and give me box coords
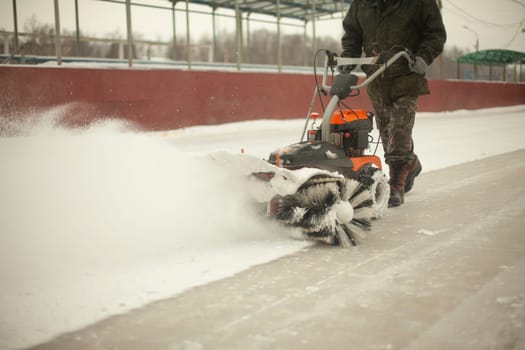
[1,66,524,131]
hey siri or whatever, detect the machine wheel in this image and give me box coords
[358,166,390,219]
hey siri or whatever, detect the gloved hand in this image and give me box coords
[409,56,427,74]
[337,64,355,74]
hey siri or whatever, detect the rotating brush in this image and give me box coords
[269,175,374,247]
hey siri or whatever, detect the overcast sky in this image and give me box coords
[0,0,524,53]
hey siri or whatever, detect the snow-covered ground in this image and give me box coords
[1,104,525,350]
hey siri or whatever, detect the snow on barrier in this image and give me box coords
[1,65,524,131]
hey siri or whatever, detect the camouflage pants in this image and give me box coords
[370,96,418,164]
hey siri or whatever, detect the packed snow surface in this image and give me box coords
[1,104,525,349]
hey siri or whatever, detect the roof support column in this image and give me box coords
[171,2,177,60]
[12,0,19,54]
[235,0,243,71]
[185,0,191,69]
[276,0,282,72]
[53,0,62,65]
[212,7,217,62]
[246,13,251,64]
[311,0,317,56]
[74,0,80,56]
[303,21,308,66]
[125,0,133,67]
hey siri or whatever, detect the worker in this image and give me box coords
[340,0,447,207]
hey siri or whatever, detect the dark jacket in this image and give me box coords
[341,0,446,103]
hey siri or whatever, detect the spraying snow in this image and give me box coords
[0,107,308,349]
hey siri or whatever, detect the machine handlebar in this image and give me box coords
[321,51,413,91]
[300,50,414,142]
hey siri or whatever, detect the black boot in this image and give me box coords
[389,189,404,207]
[404,156,422,193]
[388,161,409,207]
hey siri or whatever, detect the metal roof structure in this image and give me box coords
[168,0,352,22]
[455,49,524,81]
[6,0,354,69]
[164,0,353,70]
[457,49,525,65]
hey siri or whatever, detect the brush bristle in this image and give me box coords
[271,175,374,247]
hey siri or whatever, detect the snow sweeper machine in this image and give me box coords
[232,50,415,247]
